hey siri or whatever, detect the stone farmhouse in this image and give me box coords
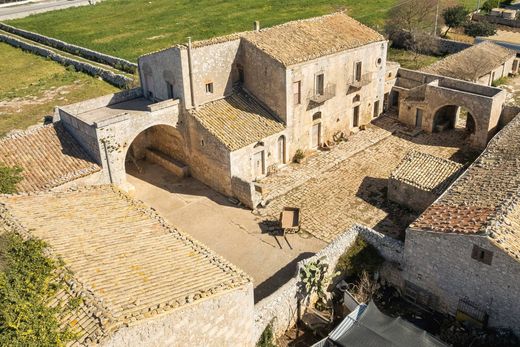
[422,41,517,86]
[55,12,388,207]
[401,115,520,334]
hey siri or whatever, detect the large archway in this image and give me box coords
[125,124,189,183]
[433,105,477,136]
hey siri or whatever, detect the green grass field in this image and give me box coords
[4,0,428,61]
[387,48,441,69]
[0,43,118,136]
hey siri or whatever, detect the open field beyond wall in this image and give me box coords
[7,0,477,61]
[0,42,118,136]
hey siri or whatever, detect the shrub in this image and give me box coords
[464,20,497,37]
[292,149,305,163]
[492,76,509,87]
[66,64,76,72]
[0,233,77,346]
[0,166,23,194]
[256,323,276,347]
[335,236,384,278]
[481,0,503,13]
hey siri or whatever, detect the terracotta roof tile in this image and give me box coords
[390,151,463,194]
[0,185,251,344]
[0,123,99,192]
[422,41,515,82]
[191,90,285,151]
[411,115,520,259]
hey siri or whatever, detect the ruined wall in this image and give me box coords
[138,47,185,102]
[403,229,520,334]
[387,179,436,212]
[286,41,387,157]
[242,40,288,121]
[104,284,255,347]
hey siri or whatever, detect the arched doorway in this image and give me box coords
[433,105,477,136]
[125,124,188,182]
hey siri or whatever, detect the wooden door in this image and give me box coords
[311,123,321,148]
[253,151,265,178]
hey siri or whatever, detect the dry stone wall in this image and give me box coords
[0,34,132,88]
[0,23,137,73]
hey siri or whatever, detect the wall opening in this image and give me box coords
[277,135,286,164]
[433,105,476,136]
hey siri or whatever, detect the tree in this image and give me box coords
[385,0,439,39]
[481,0,502,13]
[464,20,497,37]
[442,6,469,37]
[0,166,22,194]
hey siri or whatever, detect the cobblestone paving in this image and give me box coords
[258,116,399,203]
[258,116,479,242]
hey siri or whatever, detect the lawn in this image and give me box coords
[0,43,118,137]
[387,48,441,70]
[5,0,404,61]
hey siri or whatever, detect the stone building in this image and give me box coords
[388,151,463,212]
[402,115,520,334]
[0,185,254,346]
[422,41,517,86]
[56,12,387,207]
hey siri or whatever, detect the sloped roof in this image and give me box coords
[243,12,385,66]
[390,151,463,194]
[191,90,285,151]
[0,185,251,345]
[0,123,99,192]
[422,41,515,82]
[411,115,520,259]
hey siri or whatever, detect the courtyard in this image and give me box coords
[126,162,326,302]
[258,115,479,242]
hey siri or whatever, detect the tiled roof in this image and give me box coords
[0,185,251,345]
[422,41,515,82]
[243,12,385,66]
[0,123,99,192]
[191,90,285,151]
[411,115,520,259]
[390,151,463,194]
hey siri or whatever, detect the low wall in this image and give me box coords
[473,13,520,28]
[253,229,358,342]
[59,88,143,115]
[436,37,473,55]
[0,23,137,73]
[0,34,132,88]
[355,224,404,265]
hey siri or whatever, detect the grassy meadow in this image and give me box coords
[0,43,118,136]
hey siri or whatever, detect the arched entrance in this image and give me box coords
[125,124,189,182]
[277,135,286,165]
[433,105,477,136]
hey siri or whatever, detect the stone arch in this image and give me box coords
[432,104,479,135]
[123,122,188,180]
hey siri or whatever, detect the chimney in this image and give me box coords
[254,21,260,32]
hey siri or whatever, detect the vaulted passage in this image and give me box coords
[125,124,189,179]
[433,105,477,136]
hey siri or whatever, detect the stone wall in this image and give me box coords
[387,178,436,212]
[403,229,520,334]
[0,23,137,73]
[253,228,358,342]
[473,13,520,28]
[436,38,473,55]
[0,34,132,88]
[355,224,404,265]
[103,284,255,347]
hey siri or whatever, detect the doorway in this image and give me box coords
[352,106,360,127]
[277,135,286,164]
[415,108,423,128]
[373,100,380,118]
[312,123,321,148]
[253,150,265,179]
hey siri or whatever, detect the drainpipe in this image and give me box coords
[187,37,196,108]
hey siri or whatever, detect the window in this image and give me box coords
[293,81,301,105]
[315,73,324,96]
[166,81,174,99]
[312,112,322,121]
[205,82,214,94]
[352,106,360,127]
[376,57,382,66]
[353,94,361,103]
[355,62,362,81]
[471,245,493,265]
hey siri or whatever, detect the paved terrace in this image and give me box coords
[258,115,478,242]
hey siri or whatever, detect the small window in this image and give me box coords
[293,81,301,105]
[312,112,322,121]
[315,73,324,95]
[166,81,174,99]
[353,94,361,103]
[205,82,214,94]
[471,245,493,265]
[355,62,362,81]
[376,57,382,66]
